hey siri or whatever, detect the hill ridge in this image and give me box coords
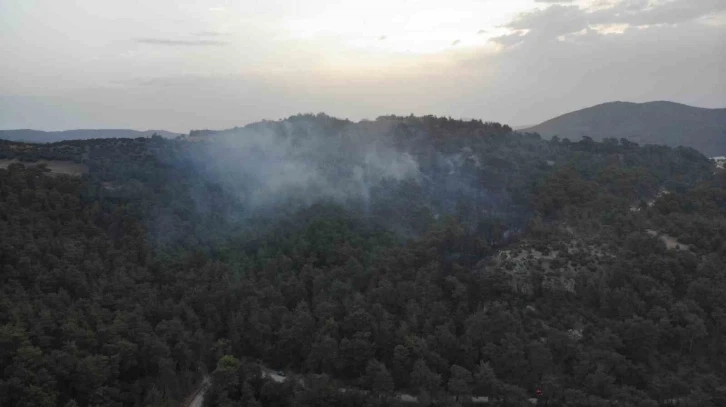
[0,128,181,143]
[522,101,726,155]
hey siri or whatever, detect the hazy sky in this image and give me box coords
[1,0,724,132]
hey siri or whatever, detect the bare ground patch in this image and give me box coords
[0,159,88,176]
[646,229,689,251]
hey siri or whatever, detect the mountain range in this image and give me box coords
[522,101,726,155]
[0,128,181,143]
[2,101,725,155]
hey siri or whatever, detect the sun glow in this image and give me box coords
[285,0,534,56]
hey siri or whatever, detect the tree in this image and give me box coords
[365,359,395,394]
[410,359,441,394]
[474,361,501,397]
[447,365,473,401]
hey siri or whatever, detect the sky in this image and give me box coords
[1,0,724,132]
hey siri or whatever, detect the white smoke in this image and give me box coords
[188,116,421,210]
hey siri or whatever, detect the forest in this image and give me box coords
[1,114,725,407]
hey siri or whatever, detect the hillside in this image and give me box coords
[1,115,725,406]
[522,101,726,155]
[0,128,181,143]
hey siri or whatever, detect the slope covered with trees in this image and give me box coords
[0,129,181,143]
[522,101,726,156]
[1,115,724,406]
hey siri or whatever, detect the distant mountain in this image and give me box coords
[0,129,182,143]
[522,101,726,155]
[512,124,536,131]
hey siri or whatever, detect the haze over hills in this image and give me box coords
[0,128,181,143]
[522,101,726,156]
[6,101,725,156]
[1,0,724,404]
[1,114,725,406]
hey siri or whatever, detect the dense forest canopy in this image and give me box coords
[1,115,725,407]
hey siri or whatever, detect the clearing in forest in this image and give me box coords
[0,159,88,176]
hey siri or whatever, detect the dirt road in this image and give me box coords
[182,376,210,407]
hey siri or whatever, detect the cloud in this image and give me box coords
[459,14,726,127]
[496,5,588,45]
[135,38,228,46]
[492,0,726,48]
[490,32,527,47]
[598,0,726,26]
[194,31,224,37]
[534,0,576,3]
